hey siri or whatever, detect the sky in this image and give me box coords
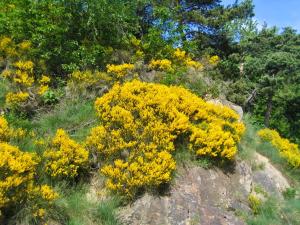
[222,0,300,31]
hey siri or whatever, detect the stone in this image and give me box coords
[118,152,290,225]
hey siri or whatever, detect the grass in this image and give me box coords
[0,78,9,107]
[50,183,122,225]
[32,98,97,142]
[246,196,300,225]
[239,115,300,225]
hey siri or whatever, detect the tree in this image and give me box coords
[0,0,141,74]
[222,27,300,143]
[138,0,254,55]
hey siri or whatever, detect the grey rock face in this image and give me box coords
[118,154,289,225]
[207,99,244,121]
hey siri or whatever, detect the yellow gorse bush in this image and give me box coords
[86,80,244,196]
[173,48,204,69]
[149,59,173,72]
[12,60,35,86]
[209,55,220,65]
[0,36,31,60]
[258,128,300,168]
[0,37,55,111]
[0,116,10,142]
[0,36,17,59]
[0,116,27,142]
[106,63,134,78]
[5,91,29,106]
[149,48,205,73]
[44,129,89,178]
[2,60,34,108]
[38,75,51,95]
[0,143,38,213]
[173,48,186,61]
[0,143,58,217]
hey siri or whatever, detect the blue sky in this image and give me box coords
[222,0,300,31]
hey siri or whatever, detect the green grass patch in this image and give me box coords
[53,183,122,225]
[0,78,9,107]
[32,98,97,142]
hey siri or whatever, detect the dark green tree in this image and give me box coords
[138,0,254,55]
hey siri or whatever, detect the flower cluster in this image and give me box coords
[173,48,186,61]
[0,36,31,61]
[1,60,34,108]
[44,129,89,178]
[11,60,35,86]
[0,116,27,142]
[172,48,204,69]
[86,80,244,196]
[0,143,58,218]
[258,128,300,168]
[0,36,17,59]
[0,116,10,142]
[5,91,29,106]
[0,37,55,111]
[208,55,220,66]
[149,59,173,72]
[38,75,51,95]
[106,63,135,78]
[0,143,38,214]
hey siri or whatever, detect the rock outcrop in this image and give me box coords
[118,154,290,225]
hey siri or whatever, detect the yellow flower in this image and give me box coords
[0,143,39,210]
[106,63,135,78]
[87,80,244,196]
[209,55,220,66]
[0,37,12,51]
[0,116,10,142]
[149,59,173,72]
[19,40,31,50]
[173,48,186,61]
[38,84,49,95]
[1,69,12,78]
[44,129,89,178]
[14,60,34,71]
[39,75,51,84]
[40,185,59,201]
[258,128,300,168]
[5,91,29,106]
[185,57,204,70]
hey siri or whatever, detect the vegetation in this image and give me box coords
[0,0,299,224]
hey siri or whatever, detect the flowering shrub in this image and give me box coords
[5,91,29,106]
[0,37,55,111]
[38,75,51,95]
[10,60,35,86]
[0,116,27,142]
[258,128,300,168]
[149,59,173,72]
[0,116,10,142]
[248,194,261,214]
[148,48,204,73]
[0,143,58,218]
[106,63,135,78]
[172,48,204,70]
[44,129,89,178]
[86,80,244,196]
[208,55,220,66]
